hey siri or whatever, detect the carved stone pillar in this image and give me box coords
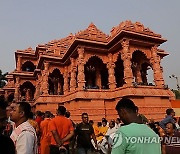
[34,74,41,99]
[150,46,165,87]
[14,77,20,101]
[63,66,69,94]
[41,62,49,95]
[77,47,85,90]
[17,56,22,71]
[107,53,116,89]
[121,40,133,86]
[70,58,76,91]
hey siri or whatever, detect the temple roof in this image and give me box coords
[16,47,35,54]
[110,20,161,39]
[44,33,75,56]
[33,21,164,57]
[75,22,109,43]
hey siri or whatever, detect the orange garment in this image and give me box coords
[49,115,74,145]
[40,118,51,154]
[93,124,100,136]
[96,126,108,141]
[35,116,43,127]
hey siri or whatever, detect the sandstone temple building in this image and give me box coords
[0,20,175,122]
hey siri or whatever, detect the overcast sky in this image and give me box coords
[0,0,179,90]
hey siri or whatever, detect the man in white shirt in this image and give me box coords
[98,120,117,153]
[10,101,37,154]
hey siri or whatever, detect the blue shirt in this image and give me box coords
[159,115,175,130]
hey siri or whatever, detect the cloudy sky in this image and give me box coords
[0,0,179,89]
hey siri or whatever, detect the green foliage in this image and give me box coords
[172,89,180,99]
[0,70,8,88]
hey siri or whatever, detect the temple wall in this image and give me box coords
[34,94,172,123]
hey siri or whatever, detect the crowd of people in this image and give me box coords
[0,97,180,154]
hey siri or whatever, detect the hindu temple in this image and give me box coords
[0,20,175,122]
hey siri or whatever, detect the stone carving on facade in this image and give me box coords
[41,62,49,95]
[121,39,133,86]
[150,45,165,87]
[34,74,41,99]
[17,56,22,71]
[77,47,85,90]
[70,58,77,91]
[107,53,116,89]
[63,66,69,94]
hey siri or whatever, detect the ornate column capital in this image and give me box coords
[77,47,85,65]
[107,53,116,89]
[107,54,115,69]
[121,40,131,61]
[77,47,85,55]
[121,39,129,49]
[44,62,49,71]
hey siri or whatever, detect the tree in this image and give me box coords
[171,89,180,99]
[0,70,8,88]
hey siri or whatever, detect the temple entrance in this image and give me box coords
[48,69,64,95]
[21,61,36,72]
[131,50,154,86]
[115,54,124,88]
[84,56,109,89]
[19,81,35,101]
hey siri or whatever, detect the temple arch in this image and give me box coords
[48,68,64,95]
[21,61,36,72]
[19,81,35,101]
[131,50,154,85]
[84,56,109,89]
[115,54,124,87]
